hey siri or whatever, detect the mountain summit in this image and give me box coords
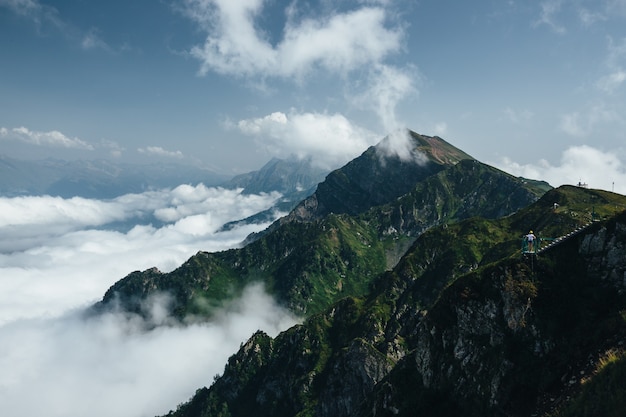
[285,130,474,223]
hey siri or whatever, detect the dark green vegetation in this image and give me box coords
[94,130,626,416]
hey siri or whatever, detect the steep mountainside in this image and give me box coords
[165,187,626,417]
[96,133,546,318]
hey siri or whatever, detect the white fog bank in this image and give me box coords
[0,184,299,417]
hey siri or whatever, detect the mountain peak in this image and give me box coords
[281,130,474,222]
[376,130,473,166]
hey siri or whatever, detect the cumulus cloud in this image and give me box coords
[182,0,403,79]
[137,145,184,158]
[493,145,626,194]
[182,1,418,151]
[0,184,294,417]
[234,110,379,170]
[0,184,282,322]
[0,126,94,150]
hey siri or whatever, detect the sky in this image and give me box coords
[1,0,625,191]
[1,2,626,415]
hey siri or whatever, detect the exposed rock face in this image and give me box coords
[580,220,626,288]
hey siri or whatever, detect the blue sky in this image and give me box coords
[1,0,626,190]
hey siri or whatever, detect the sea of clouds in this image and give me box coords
[0,184,300,417]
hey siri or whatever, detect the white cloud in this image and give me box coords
[183,1,417,146]
[350,64,418,132]
[0,184,282,322]
[1,126,94,150]
[376,128,428,164]
[0,184,293,417]
[493,145,626,194]
[137,145,184,158]
[0,283,298,417]
[183,0,404,79]
[235,110,379,170]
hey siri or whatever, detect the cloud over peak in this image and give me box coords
[234,110,378,170]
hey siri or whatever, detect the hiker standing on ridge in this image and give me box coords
[525,230,536,252]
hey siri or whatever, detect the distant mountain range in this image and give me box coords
[0,154,329,201]
[0,155,228,198]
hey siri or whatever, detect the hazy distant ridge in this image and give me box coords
[0,155,229,198]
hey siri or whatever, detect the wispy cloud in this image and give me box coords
[182,0,403,79]
[504,107,534,124]
[81,27,113,52]
[138,145,184,159]
[534,0,566,34]
[0,0,62,28]
[0,126,94,150]
[234,110,378,170]
[559,103,622,137]
[182,0,416,134]
[349,64,418,132]
[596,37,626,94]
[1,0,123,53]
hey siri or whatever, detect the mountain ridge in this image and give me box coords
[87,130,626,416]
[164,189,626,417]
[95,131,547,318]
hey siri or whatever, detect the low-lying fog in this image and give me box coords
[0,184,299,417]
